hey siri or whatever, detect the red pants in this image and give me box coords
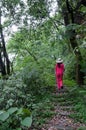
[56,74,63,90]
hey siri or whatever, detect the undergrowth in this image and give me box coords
[64,86,86,123]
[0,74,86,129]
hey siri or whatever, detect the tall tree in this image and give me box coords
[0,7,10,75]
[57,0,86,85]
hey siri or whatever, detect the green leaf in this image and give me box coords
[22,108,31,117]
[21,116,32,127]
[17,108,31,117]
[7,107,18,115]
[17,108,23,115]
[16,128,22,130]
[0,111,9,121]
[0,110,4,115]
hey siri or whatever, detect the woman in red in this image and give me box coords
[55,58,65,90]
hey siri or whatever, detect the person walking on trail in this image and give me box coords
[55,58,65,91]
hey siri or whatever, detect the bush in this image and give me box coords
[64,79,77,87]
[0,107,32,130]
[0,72,36,109]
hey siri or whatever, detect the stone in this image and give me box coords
[54,125,74,130]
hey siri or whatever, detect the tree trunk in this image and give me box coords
[0,7,10,76]
[70,35,84,85]
[61,0,84,85]
[0,47,6,76]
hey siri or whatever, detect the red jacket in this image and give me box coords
[55,63,64,75]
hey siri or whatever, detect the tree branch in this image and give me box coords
[66,0,74,23]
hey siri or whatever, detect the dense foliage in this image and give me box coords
[0,0,86,129]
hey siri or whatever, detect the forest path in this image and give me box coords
[41,88,86,130]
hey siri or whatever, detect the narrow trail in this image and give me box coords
[41,88,86,130]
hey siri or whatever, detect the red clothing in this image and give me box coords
[55,63,64,90]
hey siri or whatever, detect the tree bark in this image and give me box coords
[0,45,6,75]
[0,7,10,76]
[61,0,84,85]
[69,35,84,85]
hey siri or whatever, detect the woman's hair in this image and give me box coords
[57,63,62,67]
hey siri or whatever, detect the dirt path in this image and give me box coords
[41,90,86,130]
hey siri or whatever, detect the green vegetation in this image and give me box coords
[64,87,86,123]
[0,77,86,129]
[0,0,86,129]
